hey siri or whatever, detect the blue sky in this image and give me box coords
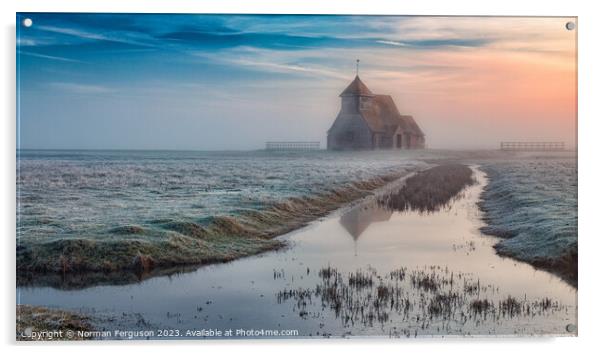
[17,14,576,149]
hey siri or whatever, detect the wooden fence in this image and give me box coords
[500,141,565,151]
[265,141,321,151]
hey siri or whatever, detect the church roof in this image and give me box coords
[340,75,374,97]
[360,94,425,137]
[402,114,425,137]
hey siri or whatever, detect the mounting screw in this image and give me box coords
[565,21,575,31]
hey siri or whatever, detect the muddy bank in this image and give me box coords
[17,305,94,341]
[477,159,577,287]
[17,169,421,287]
[17,264,202,290]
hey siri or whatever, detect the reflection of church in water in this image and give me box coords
[339,203,392,255]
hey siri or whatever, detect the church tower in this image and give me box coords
[339,75,374,113]
[339,61,374,113]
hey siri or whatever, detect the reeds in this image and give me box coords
[18,168,415,286]
[380,164,474,213]
[276,265,567,334]
[16,305,93,341]
[349,269,374,289]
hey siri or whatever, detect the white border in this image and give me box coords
[3,1,600,353]
[4,0,584,16]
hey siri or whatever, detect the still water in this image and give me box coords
[18,167,577,338]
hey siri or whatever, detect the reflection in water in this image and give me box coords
[339,204,392,255]
[277,264,569,337]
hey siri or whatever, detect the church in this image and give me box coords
[327,75,425,150]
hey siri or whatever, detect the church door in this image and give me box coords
[396,134,402,149]
[405,133,412,149]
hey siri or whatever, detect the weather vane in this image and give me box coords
[356,59,360,75]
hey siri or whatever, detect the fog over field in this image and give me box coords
[17,14,576,150]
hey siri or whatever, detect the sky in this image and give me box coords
[16,14,577,150]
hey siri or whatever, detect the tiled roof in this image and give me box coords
[340,75,374,96]
[360,94,424,137]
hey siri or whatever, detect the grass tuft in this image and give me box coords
[18,169,416,288]
[380,164,474,213]
[16,305,93,341]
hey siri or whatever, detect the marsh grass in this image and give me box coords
[276,265,567,335]
[16,305,93,341]
[469,299,493,315]
[18,170,413,287]
[477,161,577,287]
[349,270,374,289]
[380,164,474,213]
[497,245,578,288]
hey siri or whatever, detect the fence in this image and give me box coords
[500,141,565,151]
[265,141,321,151]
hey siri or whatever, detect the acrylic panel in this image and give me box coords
[16,13,577,340]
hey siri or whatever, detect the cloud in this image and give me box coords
[18,14,575,57]
[23,23,157,49]
[377,37,491,48]
[376,40,407,47]
[47,82,114,94]
[190,46,351,80]
[379,16,574,54]
[229,58,348,80]
[17,38,37,46]
[18,51,81,63]
[36,25,111,42]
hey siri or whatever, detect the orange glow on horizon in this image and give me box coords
[363,17,577,148]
